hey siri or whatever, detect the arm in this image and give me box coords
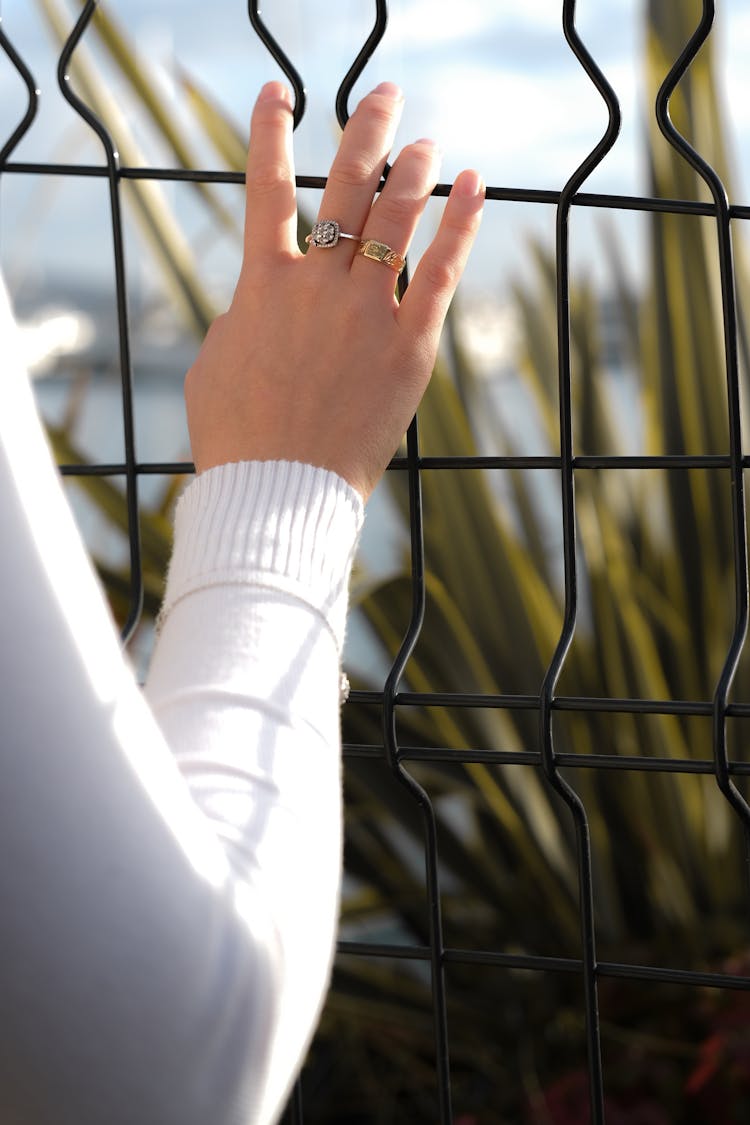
[144,458,363,1122]
[0,80,482,1125]
[0,292,360,1124]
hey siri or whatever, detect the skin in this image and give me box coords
[185,80,484,502]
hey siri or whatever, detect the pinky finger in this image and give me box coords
[398,169,485,341]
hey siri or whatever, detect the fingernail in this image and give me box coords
[414,137,442,157]
[455,169,485,197]
[372,80,403,101]
[258,81,292,107]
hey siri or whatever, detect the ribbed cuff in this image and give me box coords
[160,461,364,648]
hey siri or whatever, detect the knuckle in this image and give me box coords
[254,100,289,126]
[421,255,458,291]
[331,155,374,189]
[366,100,398,131]
[403,141,439,175]
[248,161,292,197]
[445,209,481,240]
[375,192,414,227]
[355,92,397,130]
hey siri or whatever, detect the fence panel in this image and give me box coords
[3,2,750,1122]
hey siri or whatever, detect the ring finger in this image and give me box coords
[353,137,441,288]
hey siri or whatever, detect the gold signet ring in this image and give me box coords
[357,239,406,276]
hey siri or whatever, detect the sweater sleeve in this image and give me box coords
[0,276,363,1125]
[145,458,364,1120]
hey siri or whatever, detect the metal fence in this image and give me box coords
[3,1,750,1122]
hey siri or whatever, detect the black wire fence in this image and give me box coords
[3,1,750,1122]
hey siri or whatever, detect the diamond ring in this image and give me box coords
[305,219,361,249]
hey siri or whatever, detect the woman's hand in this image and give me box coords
[185,80,484,501]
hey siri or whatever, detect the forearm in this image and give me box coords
[145,458,363,1119]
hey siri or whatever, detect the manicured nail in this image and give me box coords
[372,80,403,100]
[455,169,485,197]
[258,81,292,107]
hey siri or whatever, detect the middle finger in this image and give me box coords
[306,82,404,266]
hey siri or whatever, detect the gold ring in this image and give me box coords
[357,239,406,276]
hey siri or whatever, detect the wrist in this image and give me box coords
[160,460,364,648]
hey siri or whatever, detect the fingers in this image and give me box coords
[242,77,482,351]
[307,82,404,262]
[398,169,485,341]
[244,82,299,260]
[352,138,441,290]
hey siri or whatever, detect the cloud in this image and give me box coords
[385,0,507,50]
[388,54,638,192]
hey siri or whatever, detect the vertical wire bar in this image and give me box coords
[0,17,39,169]
[247,1,306,128]
[330,11,450,1108]
[655,0,750,839]
[538,3,621,1121]
[383,428,453,1125]
[334,0,388,130]
[382,270,452,1124]
[56,0,143,643]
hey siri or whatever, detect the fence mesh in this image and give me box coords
[3,2,750,1122]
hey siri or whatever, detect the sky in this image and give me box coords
[1,0,750,307]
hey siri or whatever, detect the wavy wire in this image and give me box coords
[538,2,622,1121]
[56,0,143,644]
[655,0,750,838]
[2,3,750,1123]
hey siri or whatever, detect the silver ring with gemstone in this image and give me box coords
[305,219,361,249]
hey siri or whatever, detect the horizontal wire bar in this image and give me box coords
[343,742,750,775]
[407,748,750,775]
[5,161,750,219]
[347,689,750,719]
[391,455,741,470]
[2,161,247,182]
[336,940,750,992]
[56,453,750,477]
[59,462,195,476]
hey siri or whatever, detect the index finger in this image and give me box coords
[243,82,299,261]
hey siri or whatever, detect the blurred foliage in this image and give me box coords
[28,0,750,1121]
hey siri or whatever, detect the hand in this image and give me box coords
[185,80,484,501]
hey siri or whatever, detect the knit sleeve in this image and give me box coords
[145,459,364,1119]
[0,273,364,1125]
[155,458,362,648]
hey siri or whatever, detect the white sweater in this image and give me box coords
[0,277,363,1125]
